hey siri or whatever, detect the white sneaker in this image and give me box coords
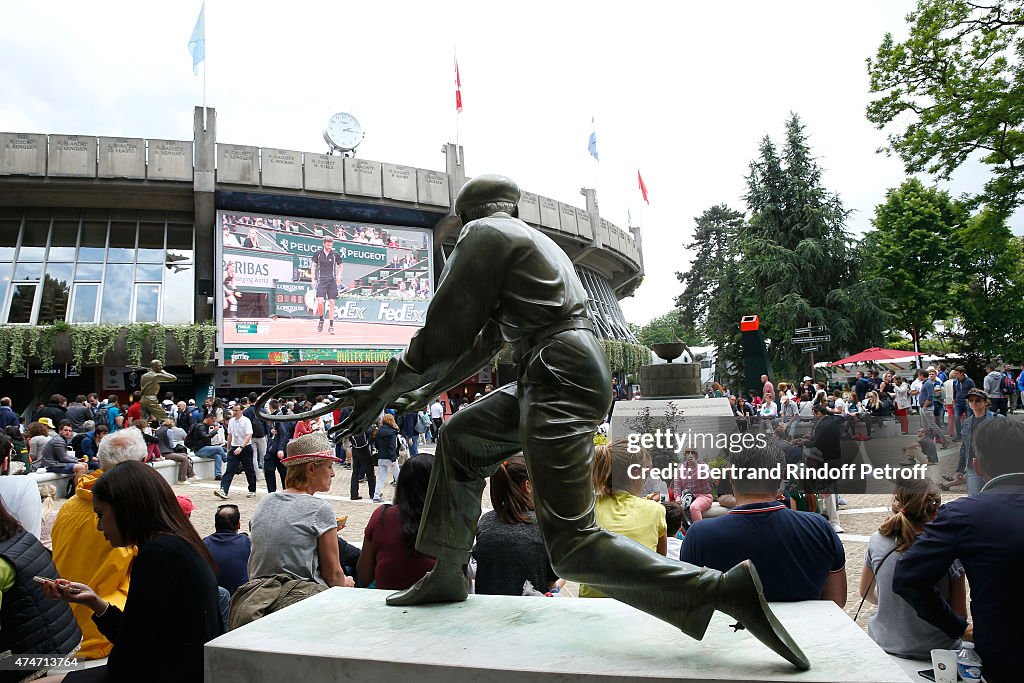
[247,492,256,498]
[831,523,845,534]
[214,489,228,500]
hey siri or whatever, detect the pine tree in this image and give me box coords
[740,114,888,374]
[675,204,750,384]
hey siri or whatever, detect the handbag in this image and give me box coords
[854,547,897,621]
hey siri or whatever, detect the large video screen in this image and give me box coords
[217,211,432,362]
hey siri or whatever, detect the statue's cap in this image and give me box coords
[455,174,520,216]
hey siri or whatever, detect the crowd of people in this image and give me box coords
[0,362,1019,681]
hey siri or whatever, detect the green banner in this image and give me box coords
[274,234,388,267]
[224,347,402,365]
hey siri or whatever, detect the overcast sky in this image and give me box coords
[2,1,1018,325]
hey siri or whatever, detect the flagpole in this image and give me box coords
[454,48,461,167]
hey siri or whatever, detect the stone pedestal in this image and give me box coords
[205,589,912,682]
[640,361,702,398]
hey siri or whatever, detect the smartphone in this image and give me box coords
[917,669,935,682]
[33,576,81,594]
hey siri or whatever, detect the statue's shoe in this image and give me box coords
[717,560,811,671]
[385,569,469,607]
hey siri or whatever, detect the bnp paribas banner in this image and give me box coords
[274,233,388,268]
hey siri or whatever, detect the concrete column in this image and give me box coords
[193,107,216,324]
[431,143,467,272]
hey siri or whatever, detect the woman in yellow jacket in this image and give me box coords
[50,429,146,658]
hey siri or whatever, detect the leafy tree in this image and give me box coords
[632,311,700,347]
[675,204,752,384]
[948,207,1024,366]
[741,114,889,374]
[863,179,966,350]
[867,0,1024,213]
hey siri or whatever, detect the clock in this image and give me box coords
[323,112,363,152]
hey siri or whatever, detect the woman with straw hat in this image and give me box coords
[247,432,355,588]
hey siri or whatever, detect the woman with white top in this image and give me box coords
[759,393,780,431]
[893,376,911,435]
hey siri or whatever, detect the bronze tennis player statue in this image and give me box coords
[257,174,809,670]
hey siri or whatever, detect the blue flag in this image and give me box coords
[188,3,205,76]
[588,116,599,161]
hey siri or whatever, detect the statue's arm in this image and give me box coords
[369,223,513,405]
[159,371,176,381]
[392,322,504,411]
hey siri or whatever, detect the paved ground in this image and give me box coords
[50,421,987,635]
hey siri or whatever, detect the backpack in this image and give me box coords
[184,424,203,453]
[95,404,110,428]
[350,429,371,452]
[415,412,430,434]
[1003,373,1016,395]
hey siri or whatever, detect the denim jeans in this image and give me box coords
[374,459,395,500]
[195,445,225,477]
[953,402,968,438]
[404,431,419,457]
[966,464,983,497]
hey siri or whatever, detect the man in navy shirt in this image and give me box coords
[680,439,847,606]
[894,417,1023,683]
[202,503,251,595]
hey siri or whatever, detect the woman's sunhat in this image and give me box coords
[281,431,342,466]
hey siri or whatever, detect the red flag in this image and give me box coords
[455,58,463,113]
[637,169,649,205]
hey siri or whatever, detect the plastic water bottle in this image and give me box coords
[957,642,982,682]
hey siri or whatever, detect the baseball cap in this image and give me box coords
[38,417,55,429]
[802,376,812,381]
[965,388,989,401]
[162,399,173,407]
[188,399,196,405]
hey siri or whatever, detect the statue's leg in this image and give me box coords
[520,334,809,670]
[386,385,522,607]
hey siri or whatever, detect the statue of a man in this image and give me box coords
[337,175,808,669]
[139,359,176,422]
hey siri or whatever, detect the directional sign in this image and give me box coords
[791,335,831,344]
[794,326,825,334]
[801,346,820,353]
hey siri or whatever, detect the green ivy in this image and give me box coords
[598,339,652,376]
[0,322,218,373]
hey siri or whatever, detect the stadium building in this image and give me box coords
[0,107,644,411]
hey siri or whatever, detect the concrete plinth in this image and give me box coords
[205,589,912,683]
[640,362,702,398]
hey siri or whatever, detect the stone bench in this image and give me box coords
[28,457,213,498]
[29,470,74,498]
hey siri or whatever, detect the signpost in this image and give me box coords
[789,335,831,345]
[791,322,829,380]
